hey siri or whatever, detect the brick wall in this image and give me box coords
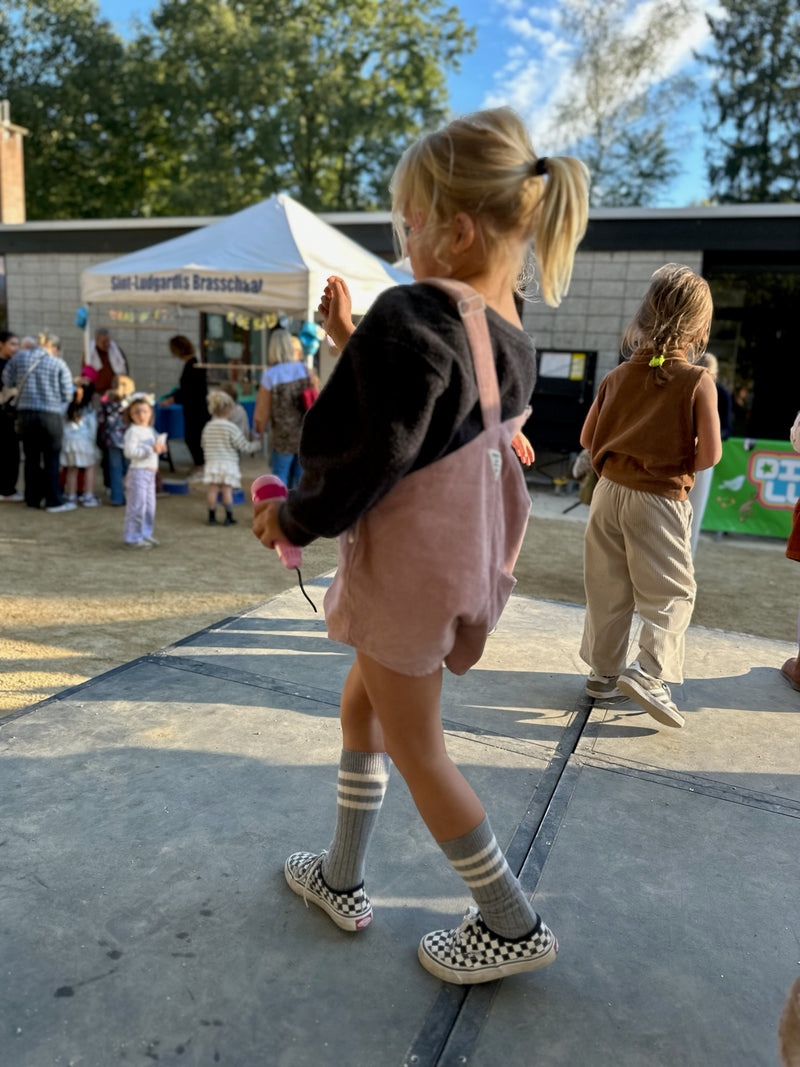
[0,120,27,225]
[522,249,704,384]
[5,252,200,397]
[5,245,704,400]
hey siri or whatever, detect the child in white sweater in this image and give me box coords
[122,394,167,548]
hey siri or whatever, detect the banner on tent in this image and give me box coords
[109,308,175,324]
[110,272,266,295]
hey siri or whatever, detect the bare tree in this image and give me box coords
[551,0,702,205]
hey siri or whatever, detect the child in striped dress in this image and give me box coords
[201,390,260,526]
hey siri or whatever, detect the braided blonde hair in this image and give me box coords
[621,264,713,374]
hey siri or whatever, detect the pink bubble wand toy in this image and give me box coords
[251,475,317,612]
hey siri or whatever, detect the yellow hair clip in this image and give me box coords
[649,354,665,368]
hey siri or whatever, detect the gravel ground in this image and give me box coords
[1,456,794,715]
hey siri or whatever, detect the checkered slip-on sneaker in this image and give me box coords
[585,671,624,699]
[284,850,373,932]
[418,906,558,985]
[617,665,685,728]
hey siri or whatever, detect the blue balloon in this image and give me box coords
[299,321,320,357]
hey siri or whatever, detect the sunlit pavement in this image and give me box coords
[2,579,798,1066]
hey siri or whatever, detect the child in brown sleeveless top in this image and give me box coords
[253,107,589,984]
[579,264,722,728]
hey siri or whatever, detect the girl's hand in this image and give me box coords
[318,276,355,351]
[154,441,168,454]
[159,397,174,407]
[511,431,535,466]
[252,498,287,549]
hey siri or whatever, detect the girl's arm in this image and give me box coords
[255,292,455,548]
[253,385,271,435]
[230,425,260,455]
[694,372,723,471]
[123,428,153,460]
[579,398,599,450]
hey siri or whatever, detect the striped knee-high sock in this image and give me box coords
[439,815,539,939]
[321,749,390,891]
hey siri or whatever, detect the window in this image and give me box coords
[200,314,268,398]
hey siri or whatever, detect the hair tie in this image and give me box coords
[533,157,549,176]
[649,354,666,368]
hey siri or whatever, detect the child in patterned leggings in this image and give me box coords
[122,394,167,548]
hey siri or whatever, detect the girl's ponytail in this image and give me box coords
[530,156,590,308]
[389,108,589,305]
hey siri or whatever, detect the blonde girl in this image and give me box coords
[580,264,722,726]
[201,390,260,525]
[253,107,589,984]
[122,394,167,548]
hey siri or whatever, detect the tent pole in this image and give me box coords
[306,273,315,323]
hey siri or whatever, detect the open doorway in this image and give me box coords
[705,259,800,441]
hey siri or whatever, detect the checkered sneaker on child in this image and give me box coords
[284,850,373,931]
[418,905,558,984]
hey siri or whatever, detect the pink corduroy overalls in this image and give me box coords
[324,278,532,676]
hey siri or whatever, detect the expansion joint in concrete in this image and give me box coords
[403,700,592,1067]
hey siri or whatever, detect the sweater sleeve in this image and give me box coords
[278,294,451,546]
[124,426,153,460]
[229,424,259,454]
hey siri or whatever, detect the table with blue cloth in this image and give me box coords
[155,401,255,439]
[155,404,186,440]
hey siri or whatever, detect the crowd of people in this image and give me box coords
[0,324,319,543]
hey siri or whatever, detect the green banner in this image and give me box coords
[703,437,798,537]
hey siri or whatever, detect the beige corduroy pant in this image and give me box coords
[580,476,696,683]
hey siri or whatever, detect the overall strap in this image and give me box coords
[421,278,501,428]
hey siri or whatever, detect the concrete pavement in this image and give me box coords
[2,572,798,1066]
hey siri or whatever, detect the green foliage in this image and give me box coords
[701,0,800,203]
[0,0,473,219]
[1,0,141,218]
[552,0,697,206]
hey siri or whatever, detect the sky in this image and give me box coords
[97,0,719,208]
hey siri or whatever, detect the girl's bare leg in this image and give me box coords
[206,484,219,510]
[355,651,544,948]
[221,485,233,507]
[65,467,78,497]
[355,650,484,841]
[339,658,384,753]
[83,465,95,496]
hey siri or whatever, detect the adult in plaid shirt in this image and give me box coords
[2,332,75,511]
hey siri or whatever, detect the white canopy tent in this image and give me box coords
[80,193,411,319]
